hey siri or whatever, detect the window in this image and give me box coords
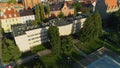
[12,19,14,21]
[14,14,16,17]
[4,15,6,18]
[9,14,12,18]
[9,20,11,22]
[6,20,7,22]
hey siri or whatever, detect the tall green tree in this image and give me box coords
[35,5,41,23]
[80,12,102,42]
[2,37,21,62]
[8,0,17,4]
[61,36,73,55]
[45,4,50,17]
[48,26,61,55]
[58,12,64,18]
[73,2,82,12]
[0,23,2,62]
[39,4,45,21]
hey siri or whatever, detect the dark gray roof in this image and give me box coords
[12,15,86,37]
[20,9,34,16]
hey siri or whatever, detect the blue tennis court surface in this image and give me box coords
[87,55,120,68]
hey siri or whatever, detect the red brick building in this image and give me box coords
[22,0,41,9]
[49,2,74,18]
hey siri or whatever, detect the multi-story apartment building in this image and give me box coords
[20,9,35,23]
[12,16,86,52]
[0,7,35,33]
[0,7,21,32]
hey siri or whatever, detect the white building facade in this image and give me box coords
[12,18,86,52]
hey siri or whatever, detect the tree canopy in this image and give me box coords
[48,26,61,55]
[8,0,17,4]
[35,5,41,23]
[80,12,102,42]
[61,36,74,55]
[2,37,21,62]
[73,2,82,12]
[45,4,50,17]
[58,12,65,18]
[39,3,45,21]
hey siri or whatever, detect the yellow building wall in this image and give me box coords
[1,17,22,32]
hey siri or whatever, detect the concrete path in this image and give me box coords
[3,49,51,67]
[16,49,51,65]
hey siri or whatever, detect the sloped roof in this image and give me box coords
[105,0,118,9]
[50,2,73,11]
[20,9,34,16]
[0,7,20,19]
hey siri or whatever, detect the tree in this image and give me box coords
[81,7,90,14]
[73,2,82,12]
[31,20,38,26]
[58,12,64,18]
[80,12,102,42]
[48,26,61,55]
[61,36,73,55]
[0,22,2,61]
[35,5,41,23]
[39,4,45,21]
[8,0,17,4]
[45,4,50,18]
[2,37,21,62]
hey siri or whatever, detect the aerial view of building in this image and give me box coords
[0,0,120,68]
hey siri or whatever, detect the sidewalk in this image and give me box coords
[16,49,51,65]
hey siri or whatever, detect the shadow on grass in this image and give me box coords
[42,42,52,49]
[56,54,73,68]
[20,42,52,59]
[15,58,45,68]
[20,51,34,59]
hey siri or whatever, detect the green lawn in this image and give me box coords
[98,39,120,55]
[31,44,46,54]
[40,54,58,68]
[40,49,84,68]
[76,39,102,54]
[21,42,51,58]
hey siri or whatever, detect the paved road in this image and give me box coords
[16,49,51,65]
[4,49,51,67]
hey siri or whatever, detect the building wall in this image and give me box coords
[23,0,41,9]
[50,8,74,17]
[21,15,35,23]
[1,15,35,33]
[61,3,74,16]
[49,2,74,18]
[1,17,22,32]
[14,35,31,51]
[50,11,61,17]
[14,18,86,52]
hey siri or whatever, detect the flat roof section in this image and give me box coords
[87,55,120,68]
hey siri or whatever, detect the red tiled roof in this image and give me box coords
[0,7,20,19]
[105,0,118,9]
